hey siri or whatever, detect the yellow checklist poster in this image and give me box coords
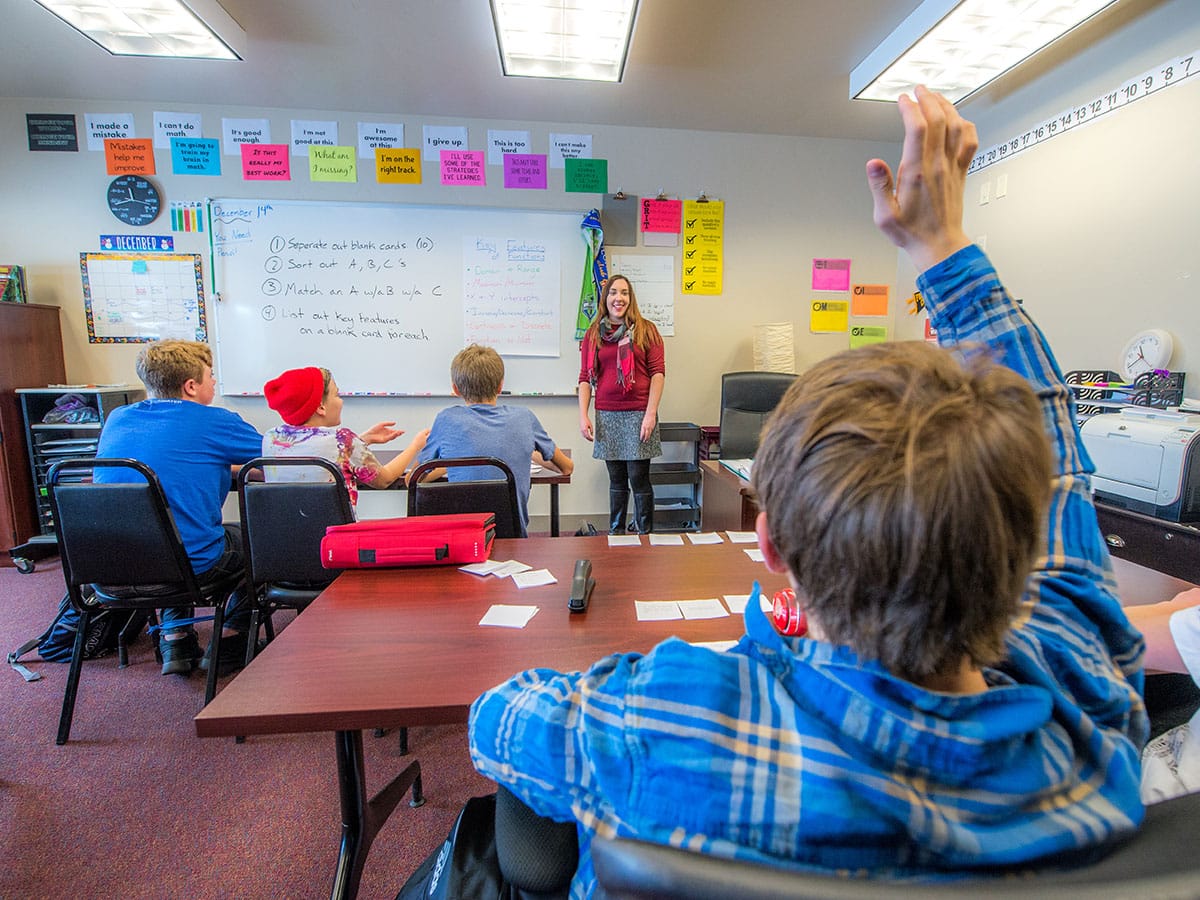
[810,300,848,333]
[681,199,723,295]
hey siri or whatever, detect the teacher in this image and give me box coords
[578,274,666,535]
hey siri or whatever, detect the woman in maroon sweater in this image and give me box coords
[578,275,666,534]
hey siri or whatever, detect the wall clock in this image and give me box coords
[106,175,161,227]
[1120,328,1173,381]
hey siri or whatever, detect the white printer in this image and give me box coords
[1080,408,1200,522]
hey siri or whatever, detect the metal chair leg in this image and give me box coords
[56,608,91,745]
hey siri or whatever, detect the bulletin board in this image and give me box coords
[80,252,207,344]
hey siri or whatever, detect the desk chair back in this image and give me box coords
[718,371,797,459]
[47,457,239,743]
[408,457,525,539]
[237,456,355,662]
[592,789,1200,899]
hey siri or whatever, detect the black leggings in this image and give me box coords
[606,459,652,494]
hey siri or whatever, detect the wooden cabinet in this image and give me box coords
[1095,501,1200,585]
[0,303,66,565]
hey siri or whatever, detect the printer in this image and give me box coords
[1080,408,1200,522]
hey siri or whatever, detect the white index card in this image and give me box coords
[479,604,539,628]
[607,534,642,547]
[649,533,684,546]
[677,598,730,620]
[512,569,557,588]
[686,532,724,545]
[635,600,683,621]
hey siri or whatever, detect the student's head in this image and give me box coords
[135,340,215,402]
[451,345,504,403]
[264,366,339,426]
[752,340,1052,682]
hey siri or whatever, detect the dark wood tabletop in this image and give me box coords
[195,538,1195,739]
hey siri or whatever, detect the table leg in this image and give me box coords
[330,729,425,900]
[550,484,560,537]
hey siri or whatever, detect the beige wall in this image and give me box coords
[2,0,1197,521]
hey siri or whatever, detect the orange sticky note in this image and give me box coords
[105,138,155,175]
[851,284,889,317]
[377,147,421,184]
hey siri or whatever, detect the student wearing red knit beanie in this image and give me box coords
[262,366,429,507]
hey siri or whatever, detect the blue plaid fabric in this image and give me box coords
[470,246,1147,898]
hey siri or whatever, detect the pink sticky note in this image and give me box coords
[241,143,291,181]
[641,198,683,233]
[440,149,486,186]
[503,153,548,190]
[812,258,851,291]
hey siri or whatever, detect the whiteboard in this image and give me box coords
[208,198,590,395]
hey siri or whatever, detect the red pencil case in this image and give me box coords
[321,513,496,568]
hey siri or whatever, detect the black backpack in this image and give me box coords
[7,592,144,680]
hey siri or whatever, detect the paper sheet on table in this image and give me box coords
[512,568,557,588]
[530,463,544,475]
[648,533,684,546]
[490,560,533,577]
[692,639,738,652]
[479,604,539,628]
[677,598,729,619]
[686,532,724,545]
[723,593,773,614]
[460,559,509,576]
[744,548,766,562]
[608,534,642,547]
[635,600,682,621]
[725,531,757,543]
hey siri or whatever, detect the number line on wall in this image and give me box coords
[967,47,1198,175]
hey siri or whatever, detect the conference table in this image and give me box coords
[194,536,1196,900]
[700,459,757,532]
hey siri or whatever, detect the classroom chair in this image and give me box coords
[236,456,354,665]
[46,457,242,744]
[591,789,1200,899]
[718,371,797,459]
[407,456,525,539]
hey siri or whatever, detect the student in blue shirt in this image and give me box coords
[95,340,263,677]
[416,344,573,534]
[469,87,1147,896]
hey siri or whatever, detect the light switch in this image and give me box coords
[996,174,1008,198]
[979,182,991,205]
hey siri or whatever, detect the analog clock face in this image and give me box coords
[1120,328,1173,381]
[106,175,161,227]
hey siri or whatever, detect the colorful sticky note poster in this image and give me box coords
[441,150,486,186]
[565,158,608,193]
[169,202,205,233]
[810,300,849,332]
[241,143,291,180]
[309,145,357,182]
[849,325,888,348]
[376,148,421,184]
[680,200,724,295]
[170,137,221,175]
[104,138,155,175]
[812,258,851,291]
[640,198,682,233]
[503,153,547,189]
[851,283,889,316]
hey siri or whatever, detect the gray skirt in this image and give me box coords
[593,409,662,460]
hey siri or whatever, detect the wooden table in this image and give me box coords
[194,538,1194,900]
[700,459,757,532]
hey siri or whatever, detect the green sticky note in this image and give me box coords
[849,325,888,348]
[565,158,608,194]
[309,145,357,183]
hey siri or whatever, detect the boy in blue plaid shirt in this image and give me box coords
[470,87,1146,896]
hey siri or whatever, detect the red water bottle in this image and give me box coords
[772,588,807,636]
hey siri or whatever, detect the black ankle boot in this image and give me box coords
[632,490,654,534]
[609,489,629,534]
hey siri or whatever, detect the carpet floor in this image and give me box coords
[0,559,494,900]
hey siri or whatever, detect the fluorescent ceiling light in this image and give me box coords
[851,0,1121,103]
[491,0,639,83]
[31,0,245,60]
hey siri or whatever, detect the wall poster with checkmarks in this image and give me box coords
[680,199,723,295]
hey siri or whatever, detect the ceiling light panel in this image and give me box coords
[31,0,245,60]
[492,0,639,82]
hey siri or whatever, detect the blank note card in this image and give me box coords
[479,604,539,628]
[635,600,682,621]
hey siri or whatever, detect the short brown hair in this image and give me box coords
[135,340,213,398]
[752,340,1052,681]
[451,344,505,403]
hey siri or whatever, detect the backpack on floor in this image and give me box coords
[6,592,144,680]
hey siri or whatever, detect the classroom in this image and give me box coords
[2,1,1199,896]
